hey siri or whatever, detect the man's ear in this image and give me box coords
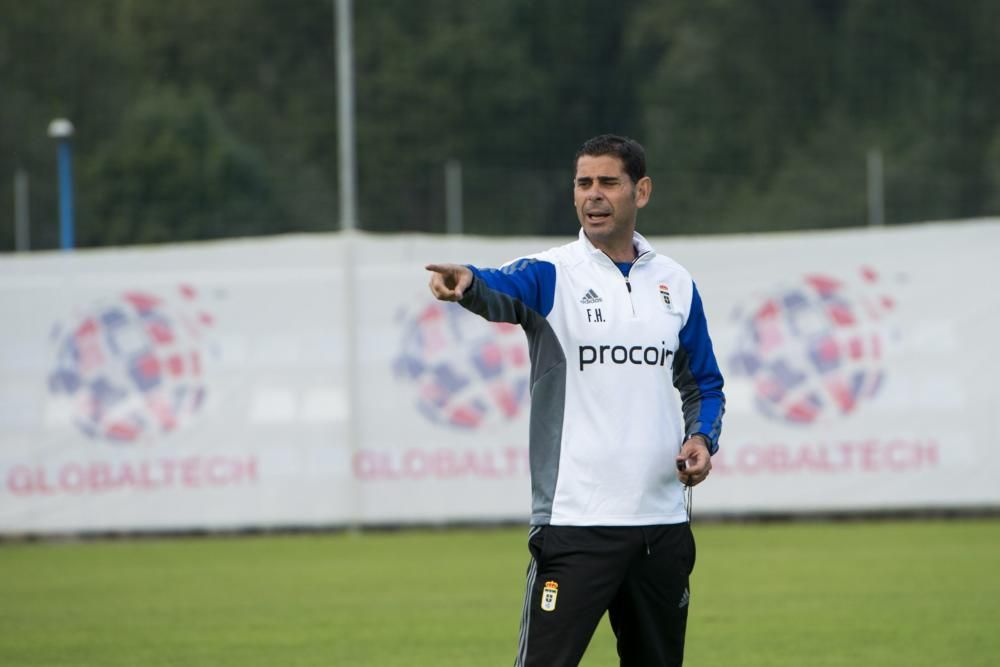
[634,176,652,209]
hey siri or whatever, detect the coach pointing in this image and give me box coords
[427,134,725,666]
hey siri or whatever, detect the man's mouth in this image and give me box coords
[585,211,611,222]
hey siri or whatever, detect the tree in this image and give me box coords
[2,0,999,250]
[81,87,279,246]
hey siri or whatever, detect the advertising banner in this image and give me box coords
[1,238,355,532]
[2,220,998,533]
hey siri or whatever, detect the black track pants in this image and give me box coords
[513,523,696,667]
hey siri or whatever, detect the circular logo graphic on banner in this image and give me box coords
[394,301,529,430]
[728,268,897,424]
[48,285,218,443]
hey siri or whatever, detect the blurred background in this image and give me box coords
[4,0,1000,250]
[3,3,1000,666]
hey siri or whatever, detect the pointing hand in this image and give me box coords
[426,264,473,301]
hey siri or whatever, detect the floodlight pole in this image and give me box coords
[48,118,76,250]
[335,0,358,231]
[867,148,885,227]
[335,0,362,529]
[445,159,463,235]
[14,168,30,252]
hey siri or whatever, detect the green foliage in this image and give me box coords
[2,0,999,249]
[629,0,1000,234]
[81,87,278,246]
[1,520,998,666]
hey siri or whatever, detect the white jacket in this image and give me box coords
[461,230,725,526]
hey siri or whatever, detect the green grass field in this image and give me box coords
[1,518,998,666]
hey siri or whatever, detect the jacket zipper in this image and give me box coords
[624,251,649,317]
[624,276,636,316]
[598,249,649,318]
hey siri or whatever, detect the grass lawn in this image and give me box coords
[1,518,998,666]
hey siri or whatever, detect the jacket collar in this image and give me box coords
[577,228,656,264]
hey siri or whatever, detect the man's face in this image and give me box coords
[573,154,651,253]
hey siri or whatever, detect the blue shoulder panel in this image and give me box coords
[468,259,556,318]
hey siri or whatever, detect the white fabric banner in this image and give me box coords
[2,220,998,533]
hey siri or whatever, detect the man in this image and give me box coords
[426,134,725,666]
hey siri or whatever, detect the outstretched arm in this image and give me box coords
[426,264,473,301]
[427,257,556,326]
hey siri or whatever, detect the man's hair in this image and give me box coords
[574,134,647,184]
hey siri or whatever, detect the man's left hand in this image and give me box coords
[676,435,712,486]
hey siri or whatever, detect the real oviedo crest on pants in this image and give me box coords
[541,580,558,612]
